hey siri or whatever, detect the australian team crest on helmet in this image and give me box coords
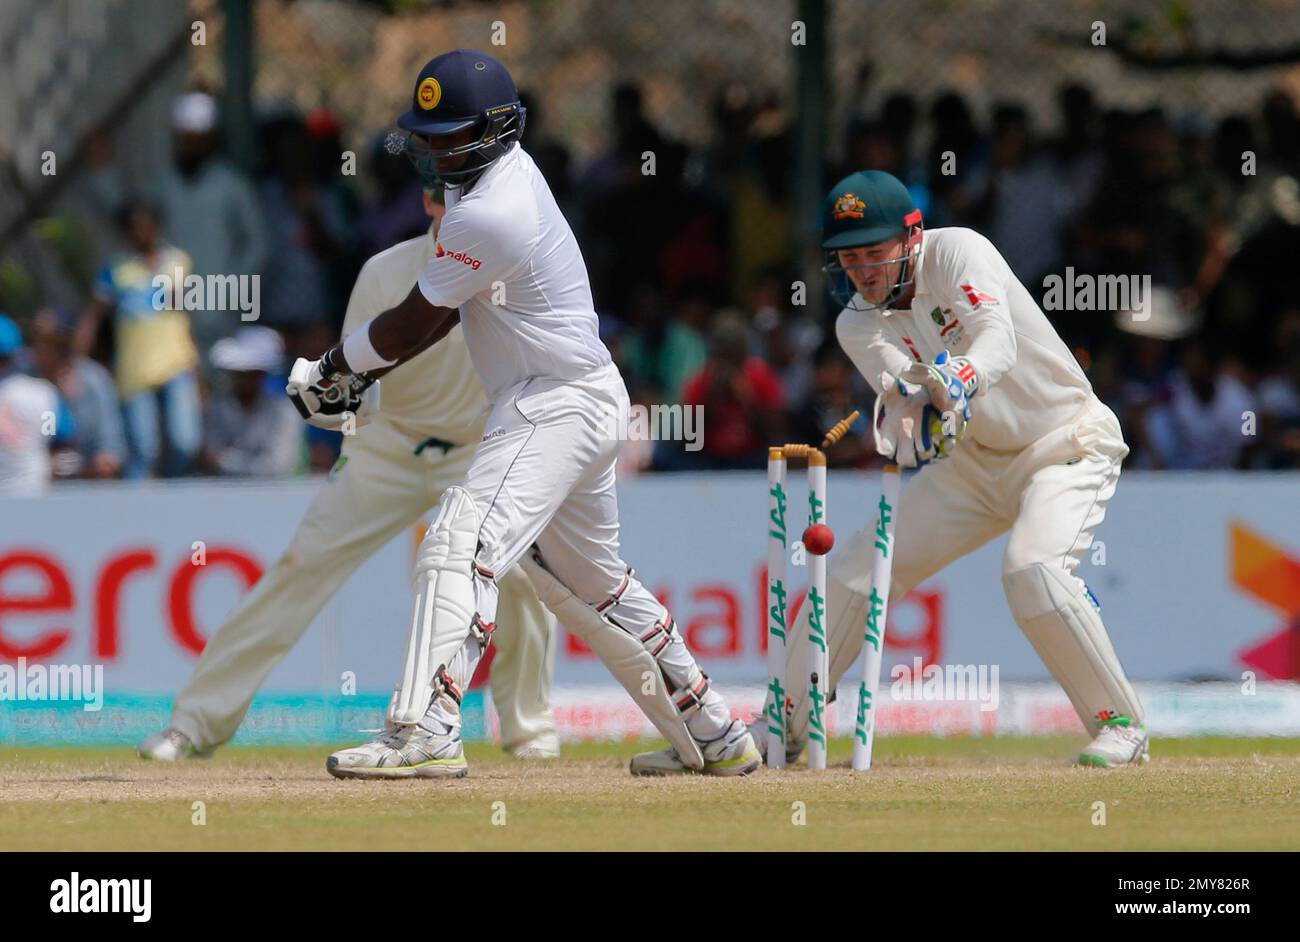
[832,193,867,220]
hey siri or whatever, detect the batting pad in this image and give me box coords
[519,553,705,770]
[390,486,481,726]
[1003,562,1145,732]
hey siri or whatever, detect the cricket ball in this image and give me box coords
[803,523,835,556]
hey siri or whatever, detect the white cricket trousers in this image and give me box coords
[780,395,1143,741]
[461,362,733,736]
[468,363,640,600]
[169,419,557,752]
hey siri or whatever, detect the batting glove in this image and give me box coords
[285,356,381,431]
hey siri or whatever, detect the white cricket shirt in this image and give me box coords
[836,227,1096,452]
[0,373,58,496]
[343,226,486,445]
[416,144,611,403]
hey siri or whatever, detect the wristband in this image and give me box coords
[341,323,398,374]
[319,346,347,378]
[950,356,979,398]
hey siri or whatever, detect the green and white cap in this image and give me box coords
[820,170,922,249]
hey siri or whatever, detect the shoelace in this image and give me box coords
[1096,725,1135,744]
[378,726,413,749]
[672,721,742,762]
[379,722,452,751]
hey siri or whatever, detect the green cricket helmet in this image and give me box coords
[821,170,923,311]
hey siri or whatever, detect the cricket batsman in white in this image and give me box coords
[286,49,760,779]
[139,188,560,763]
[753,169,1148,768]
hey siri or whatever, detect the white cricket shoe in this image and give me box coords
[327,723,469,779]
[137,728,210,761]
[1078,715,1150,768]
[509,732,560,759]
[629,719,762,777]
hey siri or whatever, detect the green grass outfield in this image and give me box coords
[2,736,1298,851]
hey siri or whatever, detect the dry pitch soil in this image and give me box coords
[2,736,1298,850]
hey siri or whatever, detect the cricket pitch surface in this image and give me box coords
[3,736,1298,851]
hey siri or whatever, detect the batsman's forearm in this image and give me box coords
[364,311,461,380]
[325,285,456,376]
[367,301,453,362]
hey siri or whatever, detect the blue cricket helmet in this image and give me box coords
[395,49,526,189]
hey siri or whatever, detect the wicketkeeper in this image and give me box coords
[753,170,1148,768]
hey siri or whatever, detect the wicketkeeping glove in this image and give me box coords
[897,350,977,441]
[285,356,381,431]
[872,372,952,468]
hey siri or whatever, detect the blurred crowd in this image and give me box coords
[4,75,1300,495]
[593,78,1300,473]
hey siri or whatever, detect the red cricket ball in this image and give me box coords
[803,523,835,556]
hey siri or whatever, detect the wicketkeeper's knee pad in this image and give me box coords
[389,486,495,725]
[520,551,706,769]
[1003,562,1144,732]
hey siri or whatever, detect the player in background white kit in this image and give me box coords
[752,170,1149,768]
[138,191,560,762]
[287,50,760,779]
[0,314,69,497]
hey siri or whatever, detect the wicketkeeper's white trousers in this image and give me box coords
[168,418,557,752]
[780,395,1144,742]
